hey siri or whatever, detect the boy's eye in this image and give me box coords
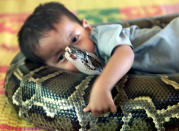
[72,35,79,43]
[58,54,64,62]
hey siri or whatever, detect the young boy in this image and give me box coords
[18,2,179,116]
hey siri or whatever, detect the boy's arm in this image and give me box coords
[83,45,134,116]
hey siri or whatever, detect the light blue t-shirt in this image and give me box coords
[90,17,179,74]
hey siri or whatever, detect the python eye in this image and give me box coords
[85,58,89,63]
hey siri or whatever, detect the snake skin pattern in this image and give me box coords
[4,14,179,130]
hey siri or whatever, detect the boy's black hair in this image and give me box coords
[18,2,82,63]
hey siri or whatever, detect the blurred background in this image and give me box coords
[0,0,179,130]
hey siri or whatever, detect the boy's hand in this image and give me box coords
[83,46,134,116]
[83,85,117,116]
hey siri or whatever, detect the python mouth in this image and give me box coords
[65,46,77,60]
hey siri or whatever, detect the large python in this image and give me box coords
[4,14,179,131]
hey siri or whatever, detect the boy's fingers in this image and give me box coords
[110,105,117,113]
[83,105,90,112]
[93,111,101,116]
[110,102,117,113]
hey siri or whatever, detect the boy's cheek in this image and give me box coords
[82,40,95,53]
[67,64,79,72]
[59,62,79,72]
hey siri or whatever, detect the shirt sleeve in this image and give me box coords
[90,24,133,62]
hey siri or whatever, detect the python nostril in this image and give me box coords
[70,53,77,59]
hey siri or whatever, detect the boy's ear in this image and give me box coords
[82,19,91,33]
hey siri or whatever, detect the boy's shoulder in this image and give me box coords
[91,24,123,37]
[92,23,123,30]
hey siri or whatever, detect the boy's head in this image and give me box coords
[18,2,94,72]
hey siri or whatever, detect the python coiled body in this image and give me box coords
[4,14,179,131]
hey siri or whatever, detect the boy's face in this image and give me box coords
[35,16,95,72]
